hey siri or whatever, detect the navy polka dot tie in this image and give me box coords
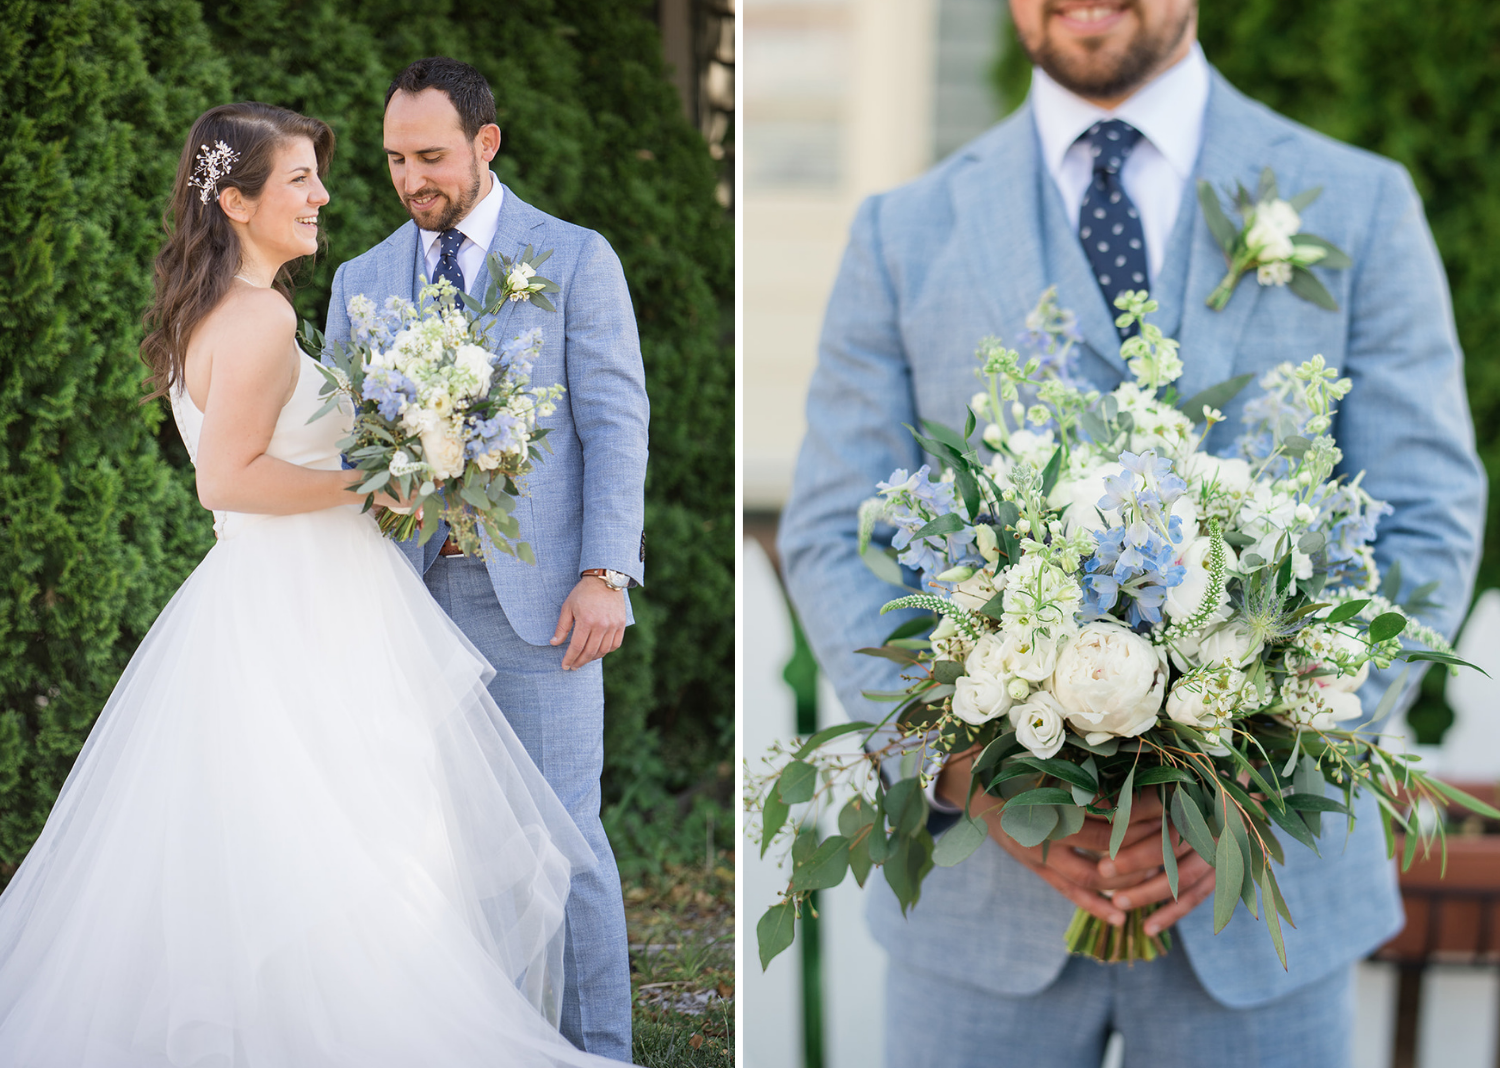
[1078,119,1148,336]
[434,228,466,293]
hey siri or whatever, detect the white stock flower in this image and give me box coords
[1051,621,1168,742]
[1001,552,1082,637]
[1010,691,1067,759]
[1257,261,1294,287]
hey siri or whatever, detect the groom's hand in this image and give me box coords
[936,751,1167,928]
[1095,816,1216,938]
[551,578,627,670]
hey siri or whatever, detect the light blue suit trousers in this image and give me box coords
[778,66,1486,1056]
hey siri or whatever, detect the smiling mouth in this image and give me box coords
[296,215,319,227]
[407,192,443,211]
[1053,2,1130,31]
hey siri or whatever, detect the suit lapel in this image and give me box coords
[474,185,549,337]
[953,108,1050,349]
[1174,72,1297,399]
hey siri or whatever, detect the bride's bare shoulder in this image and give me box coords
[185,285,299,407]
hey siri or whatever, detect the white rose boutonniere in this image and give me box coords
[1199,167,1351,312]
[488,245,560,311]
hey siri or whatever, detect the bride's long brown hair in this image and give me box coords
[140,102,334,401]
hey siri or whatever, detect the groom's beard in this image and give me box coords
[403,157,483,232]
[1024,1,1194,102]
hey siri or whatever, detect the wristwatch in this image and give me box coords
[581,568,631,591]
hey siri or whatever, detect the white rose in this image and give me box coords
[952,670,1014,726]
[420,422,467,480]
[1051,621,1168,742]
[1164,535,1237,622]
[1196,618,1265,669]
[456,344,495,398]
[997,629,1061,684]
[950,568,999,613]
[1181,452,1253,497]
[1010,691,1067,759]
[1246,199,1300,261]
[507,263,537,293]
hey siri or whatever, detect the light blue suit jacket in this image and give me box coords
[778,72,1486,1007]
[326,185,649,646]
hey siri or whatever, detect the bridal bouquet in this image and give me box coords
[749,288,1494,970]
[302,256,564,560]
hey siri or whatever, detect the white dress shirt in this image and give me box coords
[1030,43,1210,287]
[418,171,505,293]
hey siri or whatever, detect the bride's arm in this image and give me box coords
[192,287,371,515]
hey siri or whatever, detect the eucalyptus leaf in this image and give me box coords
[757,901,797,970]
[1288,266,1339,311]
[1368,611,1408,644]
[1212,805,1247,933]
[1197,180,1239,253]
[777,761,818,805]
[791,836,851,891]
[1109,764,1136,859]
[1000,802,1059,847]
[760,791,789,858]
[1325,599,1369,625]
[1171,788,1217,865]
[932,815,987,867]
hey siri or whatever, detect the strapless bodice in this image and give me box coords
[170,349,352,537]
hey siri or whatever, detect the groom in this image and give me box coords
[325,57,647,1060]
[780,1,1485,1064]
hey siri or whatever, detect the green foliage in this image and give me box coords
[0,0,730,878]
[0,0,225,873]
[994,4,1500,739]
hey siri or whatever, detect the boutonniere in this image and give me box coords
[486,245,560,312]
[1198,168,1351,312]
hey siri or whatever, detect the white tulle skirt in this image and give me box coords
[0,505,620,1067]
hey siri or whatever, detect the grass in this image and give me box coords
[626,848,736,1067]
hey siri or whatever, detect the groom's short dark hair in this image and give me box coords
[385,57,497,140]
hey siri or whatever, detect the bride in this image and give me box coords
[0,102,631,1067]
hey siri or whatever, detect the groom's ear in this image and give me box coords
[474,123,501,165]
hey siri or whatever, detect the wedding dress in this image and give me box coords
[0,349,626,1067]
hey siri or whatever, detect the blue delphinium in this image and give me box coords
[466,410,525,458]
[499,329,543,376]
[1080,451,1188,626]
[877,464,977,581]
[361,368,417,420]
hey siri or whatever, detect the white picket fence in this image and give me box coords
[743,538,1500,1068]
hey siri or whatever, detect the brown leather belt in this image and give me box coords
[438,535,463,557]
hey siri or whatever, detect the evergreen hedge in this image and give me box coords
[994,7,1499,740]
[0,0,732,881]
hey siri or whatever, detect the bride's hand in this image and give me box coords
[368,478,420,516]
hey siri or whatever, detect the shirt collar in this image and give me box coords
[418,170,505,255]
[1030,41,1210,182]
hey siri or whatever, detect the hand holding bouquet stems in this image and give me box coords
[748,286,1494,971]
[303,249,564,560]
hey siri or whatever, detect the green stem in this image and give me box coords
[1205,267,1243,312]
[376,508,420,542]
[1064,904,1173,964]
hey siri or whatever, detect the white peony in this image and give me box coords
[1051,621,1169,742]
[1010,691,1067,759]
[1196,618,1265,669]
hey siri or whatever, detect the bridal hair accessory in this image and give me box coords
[189,140,240,205]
